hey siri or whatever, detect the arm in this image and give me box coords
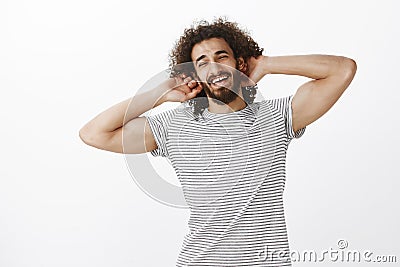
[247,54,357,132]
[79,76,202,154]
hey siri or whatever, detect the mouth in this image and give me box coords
[207,72,231,88]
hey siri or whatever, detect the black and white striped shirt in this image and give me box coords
[145,94,306,266]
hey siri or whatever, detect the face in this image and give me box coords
[191,38,244,105]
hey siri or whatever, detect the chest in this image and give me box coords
[167,110,282,173]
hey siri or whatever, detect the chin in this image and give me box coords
[208,87,239,105]
[204,72,242,104]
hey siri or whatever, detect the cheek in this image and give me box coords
[195,69,208,82]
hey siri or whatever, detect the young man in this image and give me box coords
[79,18,356,266]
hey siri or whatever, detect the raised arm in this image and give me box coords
[246,54,357,132]
[79,76,202,154]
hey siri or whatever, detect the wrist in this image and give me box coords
[153,79,172,106]
[262,55,272,75]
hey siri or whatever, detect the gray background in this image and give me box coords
[1,0,399,266]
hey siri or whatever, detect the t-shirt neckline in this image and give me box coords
[203,103,252,117]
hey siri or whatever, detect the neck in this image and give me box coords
[207,89,247,114]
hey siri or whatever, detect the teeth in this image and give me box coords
[211,75,228,84]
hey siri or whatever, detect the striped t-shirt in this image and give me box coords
[145,94,306,266]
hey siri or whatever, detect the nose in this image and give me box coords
[207,61,222,77]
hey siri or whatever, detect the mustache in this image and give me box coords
[206,71,231,84]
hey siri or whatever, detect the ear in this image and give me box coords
[237,57,247,73]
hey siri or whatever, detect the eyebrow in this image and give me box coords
[195,50,230,65]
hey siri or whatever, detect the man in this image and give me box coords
[79,18,356,266]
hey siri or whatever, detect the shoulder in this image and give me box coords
[261,95,292,107]
[260,95,293,115]
[145,102,186,122]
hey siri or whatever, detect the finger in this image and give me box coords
[174,76,184,86]
[177,85,192,94]
[190,82,203,94]
[191,83,203,95]
[187,79,198,89]
[195,82,203,91]
[173,75,190,88]
[184,87,202,100]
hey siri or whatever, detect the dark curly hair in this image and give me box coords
[169,17,264,120]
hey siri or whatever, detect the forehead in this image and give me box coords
[191,37,234,61]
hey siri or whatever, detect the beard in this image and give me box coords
[203,62,242,105]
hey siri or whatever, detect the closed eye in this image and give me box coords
[198,61,208,67]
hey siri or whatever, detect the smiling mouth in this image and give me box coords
[208,73,231,88]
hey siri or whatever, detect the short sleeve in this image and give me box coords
[269,94,306,140]
[144,108,177,158]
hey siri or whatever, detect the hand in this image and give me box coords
[245,55,269,84]
[160,74,203,103]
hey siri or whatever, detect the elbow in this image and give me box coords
[342,57,357,79]
[79,125,121,153]
[79,126,91,146]
[79,124,98,148]
[335,57,357,89]
[346,57,357,75]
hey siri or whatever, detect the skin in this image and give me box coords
[79,37,357,153]
[78,76,201,154]
[245,54,357,132]
[190,37,247,113]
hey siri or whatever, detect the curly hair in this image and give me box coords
[169,17,264,120]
